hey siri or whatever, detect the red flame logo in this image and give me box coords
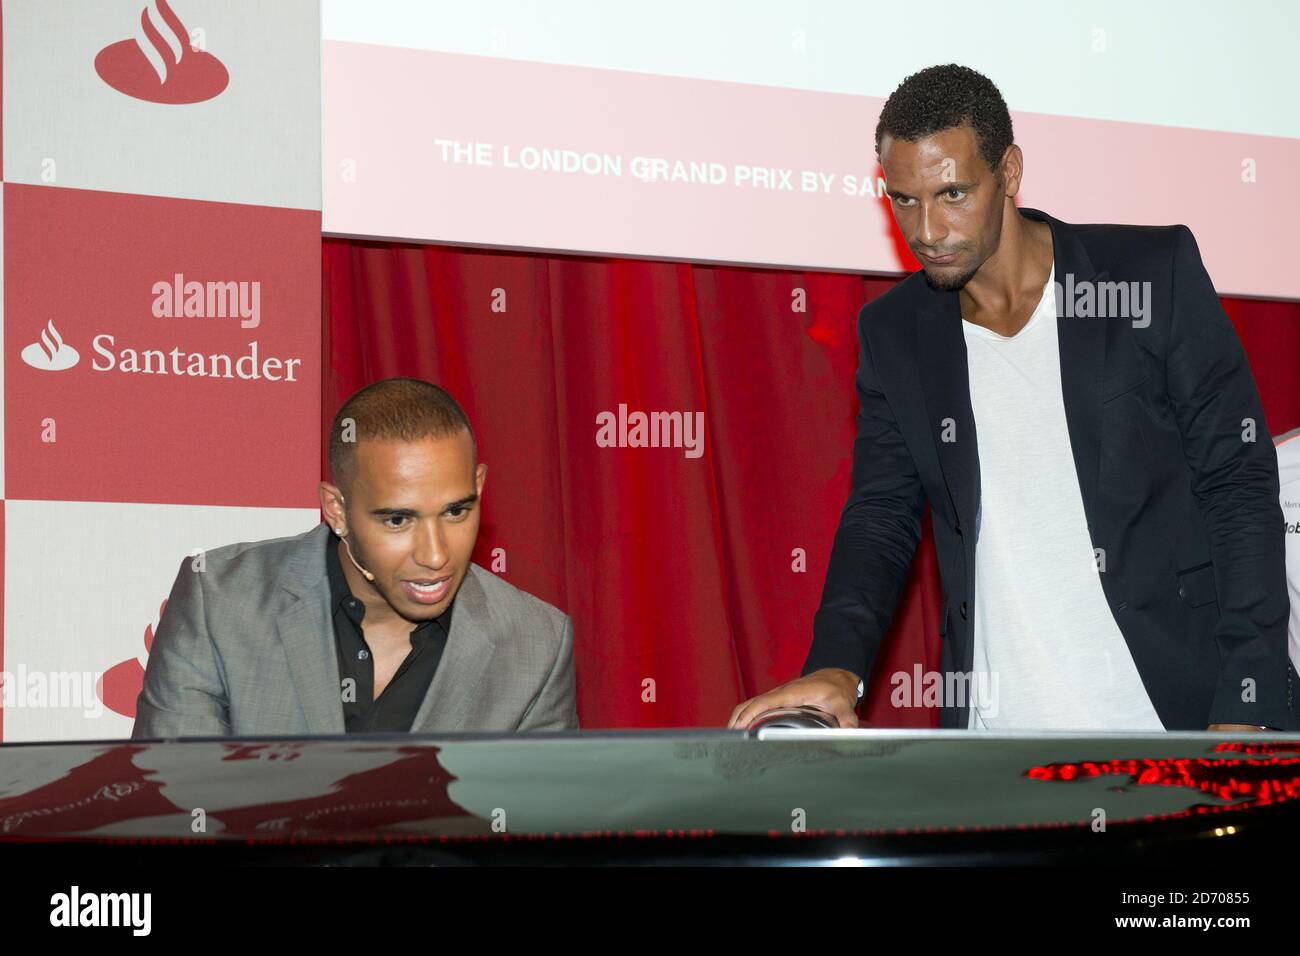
[94,0,228,105]
[97,599,166,719]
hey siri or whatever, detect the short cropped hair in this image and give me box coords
[328,377,476,492]
[875,64,1014,173]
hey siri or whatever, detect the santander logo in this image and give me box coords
[94,0,229,105]
[97,600,166,719]
[20,321,80,371]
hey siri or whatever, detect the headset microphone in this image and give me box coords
[333,494,376,582]
[337,529,376,582]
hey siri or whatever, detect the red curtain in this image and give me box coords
[322,239,1300,729]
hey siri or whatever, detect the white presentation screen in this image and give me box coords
[323,0,1300,298]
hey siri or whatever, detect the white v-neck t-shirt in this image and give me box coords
[961,264,1164,730]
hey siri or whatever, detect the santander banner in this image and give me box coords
[323,0,1300,300]
[2,0,322,742]
[5,185,319,507]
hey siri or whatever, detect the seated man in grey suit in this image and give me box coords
[133,377,578,737]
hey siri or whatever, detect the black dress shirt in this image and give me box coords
[326,534,453,732]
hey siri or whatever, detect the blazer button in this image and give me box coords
[959,601,969,620]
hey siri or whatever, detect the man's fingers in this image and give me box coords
[733,688,804,729]
[734,692,789,729]
[729,697,771,729]
[729,678,860,730]
[727,701,746,729]
[731,699,767,730]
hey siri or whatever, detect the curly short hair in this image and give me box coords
[875,64,1014,172]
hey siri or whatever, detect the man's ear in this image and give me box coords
[475,462,488,495]
[319,480,346,525]
[999,144,1023,197]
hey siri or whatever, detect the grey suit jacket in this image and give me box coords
[132,522,578,737]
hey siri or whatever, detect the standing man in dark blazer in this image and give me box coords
[731,64,1296,732]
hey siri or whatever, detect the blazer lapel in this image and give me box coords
[916,286,980,540]
[276,522,347,734]
[410,565,497,733]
